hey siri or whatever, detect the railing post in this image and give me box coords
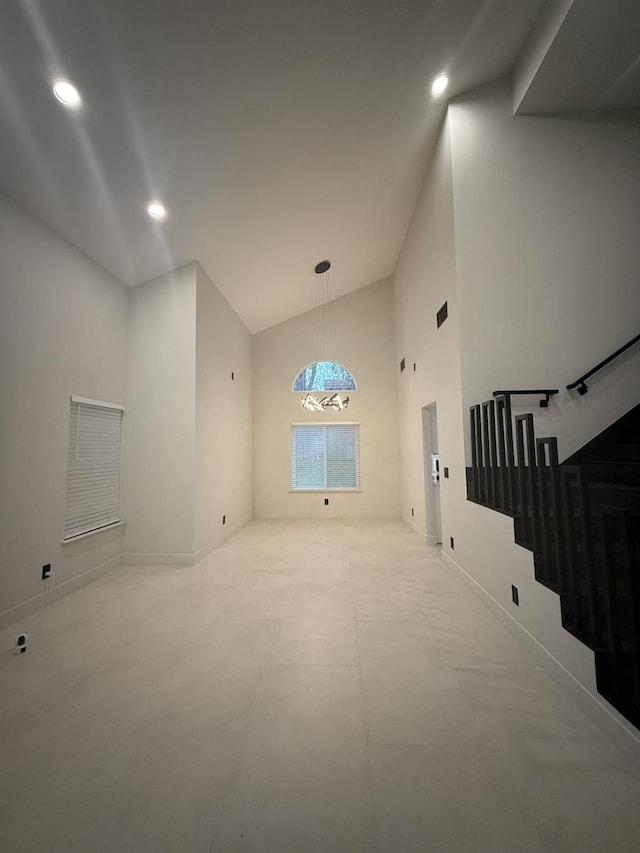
[502,395,516,514]
[470,405,481,503]
[515,414,538,549]
[535,438,553,589]
[495,395,507,512]
[488,400,498,508]
[481,401,496,508]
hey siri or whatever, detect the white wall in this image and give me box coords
[253,278,400,518]
[123,264,197,562]
[394,79,640,749]
[450,78,640,462]
[195,265,253,556]
[393,119,466,549]
[0,196,129,628]
[448,78,640,745]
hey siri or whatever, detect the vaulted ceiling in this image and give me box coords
[1,0,639,331]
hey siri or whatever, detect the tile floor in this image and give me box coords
[1,519,640,852]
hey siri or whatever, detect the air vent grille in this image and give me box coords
[436,301,448,328]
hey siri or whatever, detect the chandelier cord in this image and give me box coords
[301,260,349,412]
[311,265,338,366]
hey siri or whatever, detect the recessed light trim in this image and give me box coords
[52,78,81,108]
[431,73,449,97]
[147,201,167,220]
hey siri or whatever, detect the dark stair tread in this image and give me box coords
[586,466,640,488]
[588,481,640,491]
[588,445,640,464]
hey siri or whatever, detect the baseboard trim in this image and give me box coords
[193,516,253,564]
[2,525,255,633]
[193,539,219,564]
[122,552,194,567]
[400,513,441,546]
[401,513,427,539]
[0,553,123,633]
[441,550,640,767]
[254,511,401,520]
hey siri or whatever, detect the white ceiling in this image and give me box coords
[515,0,640,114]
[1,0,638,332]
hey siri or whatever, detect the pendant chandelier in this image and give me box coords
[299,260,352,412]
[301,390,349,412]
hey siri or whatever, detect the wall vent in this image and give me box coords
[436,301,448,328]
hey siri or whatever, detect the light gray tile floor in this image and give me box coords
[2,518,640,852]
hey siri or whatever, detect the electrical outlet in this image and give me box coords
[15,634,27,654]
[324,498,329,506]
[444,467,449,478]
[511,585,520,606]
[42,563,51,581]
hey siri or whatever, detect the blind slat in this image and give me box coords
[64,400,124,539]
[291,423,360,490]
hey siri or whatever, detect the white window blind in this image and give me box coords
[291,423,360,491]
[64,396,124,540]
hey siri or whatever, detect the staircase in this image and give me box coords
[466,397,640,729]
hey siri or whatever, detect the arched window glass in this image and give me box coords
[292,361,357,392]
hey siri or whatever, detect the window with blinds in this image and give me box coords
[291,423,360,491]
[64,396,125,540]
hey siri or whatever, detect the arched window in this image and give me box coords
[292,361,357,392]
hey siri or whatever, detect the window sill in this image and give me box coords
[290,489,363,494]
[61,520,126,545]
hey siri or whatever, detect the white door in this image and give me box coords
[422,403,442,545]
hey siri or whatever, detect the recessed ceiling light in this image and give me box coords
[147,201,167,220]
[431,73,449,97]
[52,78,81,108]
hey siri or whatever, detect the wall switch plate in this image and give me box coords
[222,515,226,525]
[411,507,414,516]
[324,498,329,506]
[450,536,454,549]
[512,585,519,606]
